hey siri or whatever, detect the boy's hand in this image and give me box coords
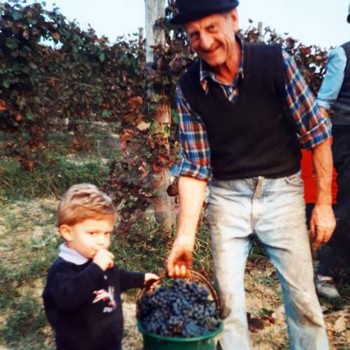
[144,273,160,291]
[144,273,159,283]
[93,249,114,271]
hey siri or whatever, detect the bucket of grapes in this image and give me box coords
[137,270,223,350]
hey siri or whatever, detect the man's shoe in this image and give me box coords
[315,274,343,303]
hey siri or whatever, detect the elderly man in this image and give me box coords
[166,0,335,349]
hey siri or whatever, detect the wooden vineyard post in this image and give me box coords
[145,0,176,232]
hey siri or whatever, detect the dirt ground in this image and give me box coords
[1,199,349,349]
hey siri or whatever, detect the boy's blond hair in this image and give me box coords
[58,183,115,227]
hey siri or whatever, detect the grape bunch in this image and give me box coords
[137,278,220,338]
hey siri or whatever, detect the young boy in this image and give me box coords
[42,183,159,350]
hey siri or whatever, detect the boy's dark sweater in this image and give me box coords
[43,255,145,350]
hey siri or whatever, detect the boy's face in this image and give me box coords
[60,216,115,259]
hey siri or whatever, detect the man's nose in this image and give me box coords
[199,32,214,50]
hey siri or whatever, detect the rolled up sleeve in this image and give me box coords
[282,50,331,150]
[176,85,212,180]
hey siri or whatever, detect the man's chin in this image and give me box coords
[201,56,224,68]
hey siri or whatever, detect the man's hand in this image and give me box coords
[166,176,206,277]
[166,236,194,278]
[93,249,114,271]
[310,138,336,251]
[309,203,336,251]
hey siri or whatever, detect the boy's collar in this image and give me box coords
[59,243,89,265]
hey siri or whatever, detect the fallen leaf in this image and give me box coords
[333,315,346,334]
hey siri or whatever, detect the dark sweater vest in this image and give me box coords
[332,41,350,126]
[179,43,301,180]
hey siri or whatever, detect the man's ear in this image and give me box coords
[59,224,73,241]
[229,8,239,33]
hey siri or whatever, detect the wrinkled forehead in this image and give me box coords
[184,10,237,34]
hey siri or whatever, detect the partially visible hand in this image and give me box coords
[166,236,194,278]
[93,249,114,271]
[144,273,160,291]
[144,273,159,284]
[309,204,336,251]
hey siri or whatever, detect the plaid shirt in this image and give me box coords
[175,46,331,181]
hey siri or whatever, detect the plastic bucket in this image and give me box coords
[138,321,223,350]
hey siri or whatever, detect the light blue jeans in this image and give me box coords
[207,172,329,350]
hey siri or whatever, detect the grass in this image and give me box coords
[0,156,109,200]
[0,128,118,200]
[0,199,58,349]
[3,294,49,350]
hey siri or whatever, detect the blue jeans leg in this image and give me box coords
[208,173,329,350]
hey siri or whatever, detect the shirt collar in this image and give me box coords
[199,35,245,93]
[59,243,89,265]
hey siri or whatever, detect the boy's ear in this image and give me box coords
[59,224,73,241]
